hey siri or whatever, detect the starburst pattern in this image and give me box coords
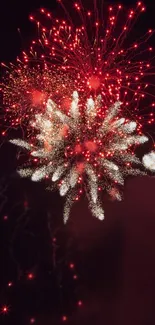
[1,1,155,223]
[1,1,155,134]
[10,91,150,223]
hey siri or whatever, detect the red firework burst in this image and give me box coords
[1,1,155,134]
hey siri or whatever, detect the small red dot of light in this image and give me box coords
[78,300,83,306]
[3,215,8,221]
[8,282,13,287]
[73,275,78,280]
[62,315,67,321]
[28,273,34,280]
[69,263,74,269]
[30,318,36,324]
[1,306,8,314]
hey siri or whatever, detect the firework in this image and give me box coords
[1,1,155,131]
[10,92,151,222]
[1,66,74,131]
[2,1,155,222]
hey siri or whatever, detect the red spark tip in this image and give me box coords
[1,305,9,314]
[78,300,83,306]
[27,273,34,280]
[69,263,74,269]
[62,315,67,321]
[8,282,13,287]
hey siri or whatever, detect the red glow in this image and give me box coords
[76,162,85,174]
[84,141,97,152]
[8,282,13,287]
[75,144,82,153]
[1,305,9,314]
[88,76,101,90]
[62,315,67,321]
[69,263,74,269]
[78,300,83,306]
[61,97,72,112]
[27,273,34,280]
[32,90,46,106]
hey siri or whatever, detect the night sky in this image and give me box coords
[0,0,155,324]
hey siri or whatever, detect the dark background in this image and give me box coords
[0,0,155,324]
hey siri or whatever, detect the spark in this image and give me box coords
[1,305,9,315]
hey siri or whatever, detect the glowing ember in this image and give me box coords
[88,76,101,90]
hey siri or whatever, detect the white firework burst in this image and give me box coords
[10,91,152,223]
